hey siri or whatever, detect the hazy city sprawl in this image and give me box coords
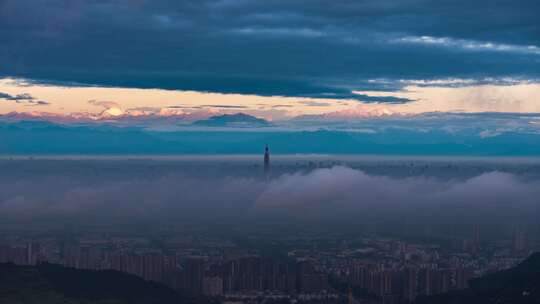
[2,156,539,303]
[1,0,540,302]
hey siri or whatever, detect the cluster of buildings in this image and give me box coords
[332,254,476,303]
[0,226,534,304]
[168,256,329,297]
[0,235,335,303]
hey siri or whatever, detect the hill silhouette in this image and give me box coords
[193,113,271,127]
[416,252,540,304]
[0,262,212,304]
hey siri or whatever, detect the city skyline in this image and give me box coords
[1,1,539,304]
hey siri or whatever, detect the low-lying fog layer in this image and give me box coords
[1,157,540,238]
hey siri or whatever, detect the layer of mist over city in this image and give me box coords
[2,0,540,302]
[3,157,540,240]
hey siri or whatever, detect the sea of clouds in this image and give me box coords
[1,160,539,236]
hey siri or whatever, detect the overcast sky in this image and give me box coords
[0,0,539,120]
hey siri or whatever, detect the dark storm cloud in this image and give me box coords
[0,91,49,105]
[351,94,414,104]
[0,0,539,99]
[0,92,35,101]
[299,101,332,107]
[165,105,203,109]
[88,100,120,109]
[202,104,248,109]
[31,100,51,106]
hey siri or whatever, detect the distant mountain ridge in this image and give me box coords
[0,109,216,124]
[1,119,540,155]
[0,111,272,129]
[193,113,271,127]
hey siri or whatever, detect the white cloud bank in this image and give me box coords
[1,163,539,228]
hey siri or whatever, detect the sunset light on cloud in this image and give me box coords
[1,78,539,122]
[3,2,540,302]
[0,0,539,153]
[0,78,360,121]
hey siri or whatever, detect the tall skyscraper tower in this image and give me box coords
[264,144,270,176]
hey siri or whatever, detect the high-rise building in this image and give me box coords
[455,267,473,289]
[296,260,326,292]
[184,257,205,294]
[264,144,270,176]
[472,224,480,247]
[402,267,418,302]
[512,226,527,255]
[202,276,223,296]
[417,268,432,296]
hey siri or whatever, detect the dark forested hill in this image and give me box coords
[416,253,540,304]
[0,262,211,304]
